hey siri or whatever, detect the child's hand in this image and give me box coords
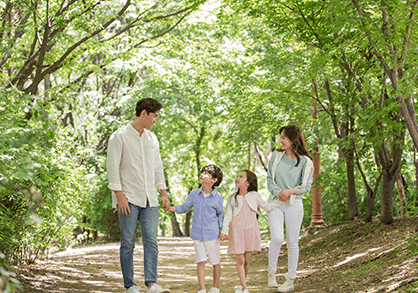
[164,205,176,212]
[219,234,229,241]
[267,201,280,213]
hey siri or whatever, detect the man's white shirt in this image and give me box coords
[107,124,166,208]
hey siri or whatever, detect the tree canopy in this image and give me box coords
[1,1,418,290]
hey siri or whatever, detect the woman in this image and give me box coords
[266,125,314,292]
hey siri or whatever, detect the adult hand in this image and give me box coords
[116,191,131,215]
[278,189,294,202]
[160,190,170,210]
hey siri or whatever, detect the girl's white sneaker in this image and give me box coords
[277,274,294,292]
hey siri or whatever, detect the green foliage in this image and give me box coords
[0,89,96,265]
[0,0,417,277]
[89,175,121,241]
[0,252,23,293]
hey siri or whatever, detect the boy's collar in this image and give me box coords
[199,186,216,196]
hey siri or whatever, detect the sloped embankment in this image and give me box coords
[251,216,418,292]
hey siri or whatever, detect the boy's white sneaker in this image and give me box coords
[234,285,242,293]
[127,285,141,293]
[197,290,207,293]
[210,288,220,293]
[268,271,278,287]
[146,284,171,293]
[277,274,294,292]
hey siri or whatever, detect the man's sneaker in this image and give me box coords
[268,271,278,288]
[210,288,220,293]
[277,274,294,292]
[234,285,242,293]
[127,285,141,293]
[197,290,207,293]
[146,284,171,293]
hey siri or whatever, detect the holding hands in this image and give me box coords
[160,190,171,210]
[164,204,176,212]
[219,234,229,242]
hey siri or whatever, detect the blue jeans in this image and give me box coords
[118,201,159,288]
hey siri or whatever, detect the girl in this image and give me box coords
[267,125,314,292]
[220,170,277,293]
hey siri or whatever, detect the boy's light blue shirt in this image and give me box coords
[176,187,224,241]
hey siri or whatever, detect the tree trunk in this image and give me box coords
[365,171,383,222]
[346,146,358,220]
[310,99,324,227]
[335,187,346,219]
[396,174,408,217]
[335,121,358,221]
[164,173,183,237]
[365,187,375,222]
[356,156,383,222]
[381,169,397,224]
[378,123,405,224]
[184,210,192,237]
[170,214,184,237]
[414,148,418,191]
[254,143,268,171]
[397,94,418,150]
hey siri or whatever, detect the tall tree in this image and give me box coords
[352,0,418,150]
[0,0,204,118]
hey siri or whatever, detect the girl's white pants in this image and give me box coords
[267,199,304,279]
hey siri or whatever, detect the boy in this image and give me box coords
[164,164,224,293]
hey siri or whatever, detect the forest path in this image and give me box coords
[17,217,418,292]
[18,237,276,293]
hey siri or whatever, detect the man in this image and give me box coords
[107,98,170,293]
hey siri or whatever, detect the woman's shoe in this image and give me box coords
[277,274,294,292]
[268,270,278,287]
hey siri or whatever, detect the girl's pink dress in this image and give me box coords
[228,197,261,254]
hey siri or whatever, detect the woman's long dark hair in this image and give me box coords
[232,170,258,207]
[279,125,312,167]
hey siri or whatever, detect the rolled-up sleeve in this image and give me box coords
[296,164,313,195]
[154,140,167,190]
[267,152,280,196]
[216,196,224,229]
[176,192,195,214]
[107,133,122,191]
[221,197,233,235]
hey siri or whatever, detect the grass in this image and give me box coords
[254,216,418,292]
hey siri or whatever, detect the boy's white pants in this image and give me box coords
[267,200,304,279]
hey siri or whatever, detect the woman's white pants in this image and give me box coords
[268,199,304,279]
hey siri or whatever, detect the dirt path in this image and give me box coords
[18,237,275,293]
[17,218,418,293]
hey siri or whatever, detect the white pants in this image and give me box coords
[268,200,304,279]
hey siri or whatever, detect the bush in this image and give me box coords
[0,91,97,265]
